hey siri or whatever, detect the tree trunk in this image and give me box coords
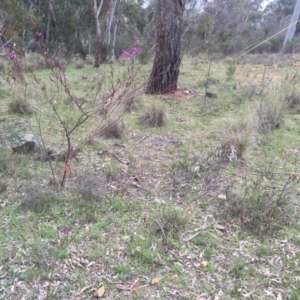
[110,20,119,62]
[105,0,117,44]
[281,0,300,54]
[92,0,104,68]
[94,39,103,68]
[46,0,53,45]
[146,0,185,94]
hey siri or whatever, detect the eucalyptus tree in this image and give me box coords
[0,0,32,49]
[146,0,185,94]
[18,0,90,55]
[92,0,120,67]
[281,0,300,53]
[263,0,298,35]
[199,0,264,54]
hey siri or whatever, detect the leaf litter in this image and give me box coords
[1,59,300,299]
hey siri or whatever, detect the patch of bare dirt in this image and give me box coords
[161,89,200,100]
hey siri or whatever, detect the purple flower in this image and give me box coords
[131,47,142,56]
[29,16,36,26]
[58,62,63,71]
[122,49,131,58]
[134,36,139,41]
[37,31,45,41]
[10,53,16,60]
[6,43,13,51]
[122,45,143,60]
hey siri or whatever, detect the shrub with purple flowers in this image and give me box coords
[0,18,142,189]
[122,37,143,63]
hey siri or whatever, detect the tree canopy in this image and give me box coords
[1,0,300,61]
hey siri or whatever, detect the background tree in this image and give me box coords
[146,0,186,94]
[200,0,264,55]
[0,0,32,51]
[281,0,300,53]
[3,0,300,60]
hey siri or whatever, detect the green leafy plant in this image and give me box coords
[116,263,132,278]
[226,60,237,80]
[290,289,300,300]
[256,245,272,257]
[229,262,245,279]
[128,234,162,265]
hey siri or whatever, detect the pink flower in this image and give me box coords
[58,62,63,71]
[29,16,36,26]
[37,31,45,41]
[122,49,131,59]
[131,47,142,56]
[134,36,139,41]
[65,76,69,80]
[10,53,16,60]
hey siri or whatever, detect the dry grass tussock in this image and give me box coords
[8,98,33,114]
[255,96,284,134]
[139,99,167,127]
[99,119,125,139]
[209,118,250,163]
[281,73,300,113]
[215,172,296,236]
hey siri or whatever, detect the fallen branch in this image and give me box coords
[182,221,215,242]
[111,152,129,165]
[0,171,7,178]
[137,133,150,144]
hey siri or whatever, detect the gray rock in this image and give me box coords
[12,133,41,154]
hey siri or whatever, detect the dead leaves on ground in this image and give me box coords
[150,277,160,285]
[94,286,105,298]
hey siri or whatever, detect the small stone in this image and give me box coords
[151,278,160,285]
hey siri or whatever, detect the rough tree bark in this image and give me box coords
[146,0,185,94]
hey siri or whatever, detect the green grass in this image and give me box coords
[116,263,132,278]
[0,54,300,298]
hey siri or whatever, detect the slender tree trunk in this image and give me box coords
[110,20,118,62]
[92,0,104,68]
[146,0,185,94]
[105,0,117,44]
[281,0,300,54]
[46,0,53,45]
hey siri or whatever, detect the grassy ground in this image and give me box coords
[0,54,300,299]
